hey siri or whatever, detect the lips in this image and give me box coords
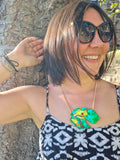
[81,55,100,74]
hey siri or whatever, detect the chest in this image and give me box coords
[48,89,120,129]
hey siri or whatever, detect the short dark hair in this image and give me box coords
[44,0,117,85]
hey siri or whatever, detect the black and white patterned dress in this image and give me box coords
[36,85,120,160]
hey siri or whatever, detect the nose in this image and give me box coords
[89,31,103,48]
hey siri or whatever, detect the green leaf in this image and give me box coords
[107,9,112,13]
[111,12,115,18]
[108,14,111,18]
[115,9,120,14]
[110,3,118,9]
[98,0,106,6]
[113,3,118,8]
[98,2,101,6]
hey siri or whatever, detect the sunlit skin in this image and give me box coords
[74,8,110,76]
[62,8,110,92]
[52,7,120,129]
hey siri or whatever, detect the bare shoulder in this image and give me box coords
[112,81,120,92]
[100,79,120,92]
[107,80,120,91]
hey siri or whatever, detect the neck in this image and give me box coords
[62,75,97,93]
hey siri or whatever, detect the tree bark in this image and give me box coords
[0,0,73,159]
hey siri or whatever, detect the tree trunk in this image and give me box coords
[0,0,73,159]
[0,0,120,159]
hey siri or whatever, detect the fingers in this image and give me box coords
[23,37,44,63]
[36,48,44,62]
[24,37,43,51]
[29,39,43,46]
[32,44,43,52]
[37,54,44,63]
[28,39,44,57]
[25,37,38,44]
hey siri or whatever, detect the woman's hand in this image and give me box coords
[8,37,44,69]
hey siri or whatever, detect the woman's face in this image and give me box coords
[74,8,110,75]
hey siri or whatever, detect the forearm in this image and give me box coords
[0,37,44,84]
[0,52,22,84]
[0,64,13,84]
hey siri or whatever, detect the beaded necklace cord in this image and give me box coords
[60,82,100,129]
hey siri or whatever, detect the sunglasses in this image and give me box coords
[76,21,113,44]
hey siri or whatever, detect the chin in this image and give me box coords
[85,67,100,76]
[90,70,99,76]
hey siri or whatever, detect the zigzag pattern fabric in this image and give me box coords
[36,85,120,160]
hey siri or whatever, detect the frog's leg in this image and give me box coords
[80,119,91,128]
[70,116,83,129]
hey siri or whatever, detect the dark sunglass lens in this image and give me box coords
[99,23,113,42]
[79,22,95,43]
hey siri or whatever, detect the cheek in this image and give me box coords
[74,38,88,56]
[103,43,109,55]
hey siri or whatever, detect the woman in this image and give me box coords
[0,0,120,159]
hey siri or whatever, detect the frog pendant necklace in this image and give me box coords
[61,82,100,129]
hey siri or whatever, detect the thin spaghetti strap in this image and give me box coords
[115,85,120,110]
[46,86,49,114]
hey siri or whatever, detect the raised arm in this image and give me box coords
[0,37,45,126]
[0,37,44,83]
